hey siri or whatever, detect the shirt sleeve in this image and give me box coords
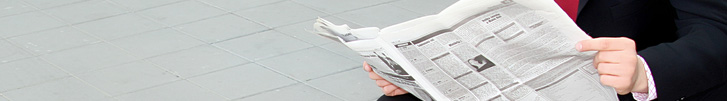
[632,56,657,101]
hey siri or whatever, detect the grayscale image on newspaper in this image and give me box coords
[311,0,618,101]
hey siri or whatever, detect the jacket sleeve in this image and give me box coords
[636,0,727,100]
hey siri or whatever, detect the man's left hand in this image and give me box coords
[577,37,649,95]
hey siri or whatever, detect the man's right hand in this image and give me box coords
[363,61,409,96]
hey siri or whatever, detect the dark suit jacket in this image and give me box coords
[575,0,727,100]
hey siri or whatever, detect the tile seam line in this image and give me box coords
[174,62,254,80]
[195,0,280,29]
[108,0,190,13]
[0,75,75,93]
[0,39,35,64]
[197,0,342,30]
[289,0,402,27]
[229,82,300,100]
[21,0,91,11]
[244,46,354,101]
[290,0,402,16]
[389,3,431,15]
[251,61,348,101]
[195,0,343,36]
[0,9,35,18]
[3,8,130,39]
[5,38,105,57]
[196,0,288,13]
[301,66,365,101]
[0,0,129,18]
[306,66,362,81]
[107,79,187,98]
[317,42,365,63]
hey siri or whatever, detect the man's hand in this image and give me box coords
[363,61,409,96]
[576,37,649,95]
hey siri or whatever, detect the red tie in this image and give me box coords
[554,0,579,22]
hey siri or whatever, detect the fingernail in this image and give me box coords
[576,43,582,51]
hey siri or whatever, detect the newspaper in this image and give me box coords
[312,0,617,100]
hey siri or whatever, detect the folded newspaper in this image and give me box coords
[313,0,617,100]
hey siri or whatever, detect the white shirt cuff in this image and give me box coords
[632,55,657,101]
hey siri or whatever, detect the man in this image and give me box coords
[365,0,727,100]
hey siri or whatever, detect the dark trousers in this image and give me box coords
[377,93,421,101]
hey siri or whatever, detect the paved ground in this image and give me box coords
[0,0,456,100]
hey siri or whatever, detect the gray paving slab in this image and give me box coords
[236,84,341,101]
[273,16,353,46]
[22,0,87,9]
[214,30,314,60]
[40,42,138,74]
[307,68,383,101]
[74,13,165,40]
[137,0,226,26]
[390,0,458,15]
[42,0,126,24]
[108,0,183,11]
[188,63,297,99]
[115,80,227,101]
[257,47,358,81]
[0,94,7,101]
[109,28,205,58]
[0,0,35,17]
[147,45,250,78]
[335,4,423,28]
[0,57,69,92]
[2,77,110,101]
[0,12,65,38]
[234,1,328,28]
[76,61,179,96]
[175,14,268,43]
[293,0,393,14]
[319,42,365,62]
[0,40,33,63]
[199,0,284,12]
[7,27,101,55]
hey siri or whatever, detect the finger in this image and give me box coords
[382,88,392,96]
[596,63,624,76]
[363,61,372,72]
[376,80,392,87]
[369,72,384,80]
[596,51,637,64]
[577,38,635,52]
[595,51,620,64]
[391,88,409,96]
[383,85,398,96]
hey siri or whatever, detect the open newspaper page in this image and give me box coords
[313,0,617,100]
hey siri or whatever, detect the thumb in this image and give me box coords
[363,61,373,72]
